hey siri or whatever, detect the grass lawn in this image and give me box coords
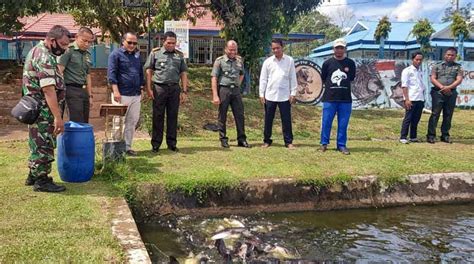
[116,94,474,194]
[0,90,472,261]
[0,142,125,262]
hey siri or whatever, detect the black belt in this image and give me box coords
[220,84,239,89]
[155,82,178,86]
[66,83,85,88]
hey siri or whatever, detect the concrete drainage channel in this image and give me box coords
[110,172,473,263]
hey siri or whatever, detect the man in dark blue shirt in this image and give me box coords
[107,32,144,156]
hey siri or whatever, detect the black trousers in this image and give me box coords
[151,83,180,149]
[427,89,457,139]
[263,100,293,145]
[65,85,89,123]
[400,101,424,140]
[218,86,246,142]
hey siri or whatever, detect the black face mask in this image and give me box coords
[51,39,66,56]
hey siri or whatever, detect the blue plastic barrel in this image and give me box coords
[57,121,95,182]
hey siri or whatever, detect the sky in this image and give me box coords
[317,0,472,28]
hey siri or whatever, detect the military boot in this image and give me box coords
[33,176,66,193]
[25,172,34,186]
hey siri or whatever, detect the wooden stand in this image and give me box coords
[99,104,128,161]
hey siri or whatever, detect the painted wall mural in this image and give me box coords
[303,58,474,108]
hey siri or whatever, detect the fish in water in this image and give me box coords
[211,227,246,240]
[214,239,233,263]
[263,244,297,260]
[180,252,209,264]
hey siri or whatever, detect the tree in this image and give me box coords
[450,12,469,44]
[441,2,471,22]
[210,0,321,92]
[287,10,343,57]
[450,12,469,60]
[374,16,391,59]
[69,0,208,43]
[0,0,70,34]
[333,7,355,31]
[411,18,435,56]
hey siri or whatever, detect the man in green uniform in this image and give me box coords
[427,47,464,144]
[59,27,94,123]
[23,25,70,192]
[211,40,250,148]
[145,31,189,153]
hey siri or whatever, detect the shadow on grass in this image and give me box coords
[136,146,224,156]
[59,179,121,197]
[455,139,474,145]
[349,147,391,153]
[352,109,402,119]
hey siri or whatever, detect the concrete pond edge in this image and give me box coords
[110,198,152,263]
[131,172,474,222]
[110,172,473,262]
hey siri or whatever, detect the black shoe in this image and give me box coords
[168,146,179,152]
[221,140,230,148]
[237,141,251,148]
[33,177,66,193]
[427,137,435,144]
[126,150,137,156]
[319,144,328,152]
[440,136,452,144]
[151,147,159,153]
[337,146,350,155]
[25,172,34,186]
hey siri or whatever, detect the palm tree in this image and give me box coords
[374,16,391,59]
[411,18,435,57]
[450,12,469,60]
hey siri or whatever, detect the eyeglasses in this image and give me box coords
[126,41,138,45]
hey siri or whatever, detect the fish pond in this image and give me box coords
[139,204,474,263]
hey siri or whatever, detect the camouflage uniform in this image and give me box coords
[22,41,65,181]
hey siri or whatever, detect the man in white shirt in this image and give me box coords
[259,39,297,149]
[399,51,426,144]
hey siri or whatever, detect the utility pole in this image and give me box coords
[452,0,459,12]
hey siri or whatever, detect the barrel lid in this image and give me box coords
[64,121,94,131]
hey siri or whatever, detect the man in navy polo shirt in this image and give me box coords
[107,32,144,156]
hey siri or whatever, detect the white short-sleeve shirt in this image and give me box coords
[401,65,425,101]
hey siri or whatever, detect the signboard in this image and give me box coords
[294,59,324,104]
[164,20,189,59]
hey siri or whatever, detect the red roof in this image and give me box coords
[189,12,221,31]
[1,12,221,41]
[19,13,102,36]
[2,13,101,40]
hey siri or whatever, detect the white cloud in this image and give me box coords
[317,0,356,30]
[390,0,423,21]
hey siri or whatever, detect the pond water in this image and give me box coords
[139,204,474,263]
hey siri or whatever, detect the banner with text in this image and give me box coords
[164,20,189,59]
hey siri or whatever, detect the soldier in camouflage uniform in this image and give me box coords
[23,25,70,192]
[145,31,189,153]
[211,40,250,148]
[427,47,464,144]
